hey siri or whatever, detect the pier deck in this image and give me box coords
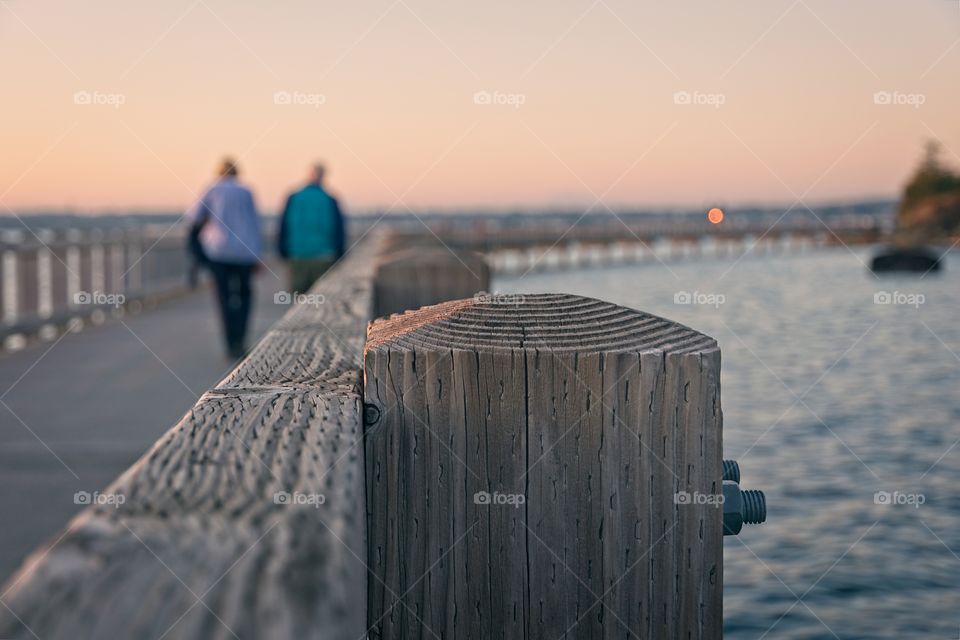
[0,271,287,580]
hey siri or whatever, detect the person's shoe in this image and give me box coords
[228,343,247,360]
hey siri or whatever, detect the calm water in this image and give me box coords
[495,246,960,639]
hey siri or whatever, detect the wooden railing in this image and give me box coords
[0,232,381,639]
[0,231,491,640]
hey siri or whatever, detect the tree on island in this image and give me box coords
[896,140,960,242]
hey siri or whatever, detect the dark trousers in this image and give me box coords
[288,258,335,294]
[207,261,254,354]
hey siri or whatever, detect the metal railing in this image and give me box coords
[0,226,191,342]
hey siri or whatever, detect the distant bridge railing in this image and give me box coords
[416,215,883,275]
[432,214,884,252]
[0,226,192,345]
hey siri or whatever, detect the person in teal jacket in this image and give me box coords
[277,163,346,294]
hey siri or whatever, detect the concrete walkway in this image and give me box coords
[0,271,288,582]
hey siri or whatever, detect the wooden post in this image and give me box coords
[363,293,723,640]
[373,245,490,318]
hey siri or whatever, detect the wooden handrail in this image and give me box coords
[0,231,384,640]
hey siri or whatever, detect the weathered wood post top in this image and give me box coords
[373,244,490,318]
[366,291,719,352]
[364,292,724,639]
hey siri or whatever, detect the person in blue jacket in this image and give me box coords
[277,163,346,294]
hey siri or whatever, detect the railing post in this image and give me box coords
[1,234,17,326]
[108,228,124,296]
[363,293,725,639]
[372,243,490,317]
[126,227,142,294]
[36,231,54,319]
[19,242,38,324]
[90,229,105,295]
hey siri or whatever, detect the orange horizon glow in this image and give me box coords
[1,1,958,214]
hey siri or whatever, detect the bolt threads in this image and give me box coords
[722,459,740,483]
[741,490,766,524]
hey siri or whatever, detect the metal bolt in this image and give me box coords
[722,480,766,536]
[363,403,381,426]
[722,459,740,483]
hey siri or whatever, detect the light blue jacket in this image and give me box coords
[187,178,262,265]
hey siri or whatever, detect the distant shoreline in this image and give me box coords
[0,198,897,233]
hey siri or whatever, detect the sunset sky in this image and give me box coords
[1,0,958,214]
